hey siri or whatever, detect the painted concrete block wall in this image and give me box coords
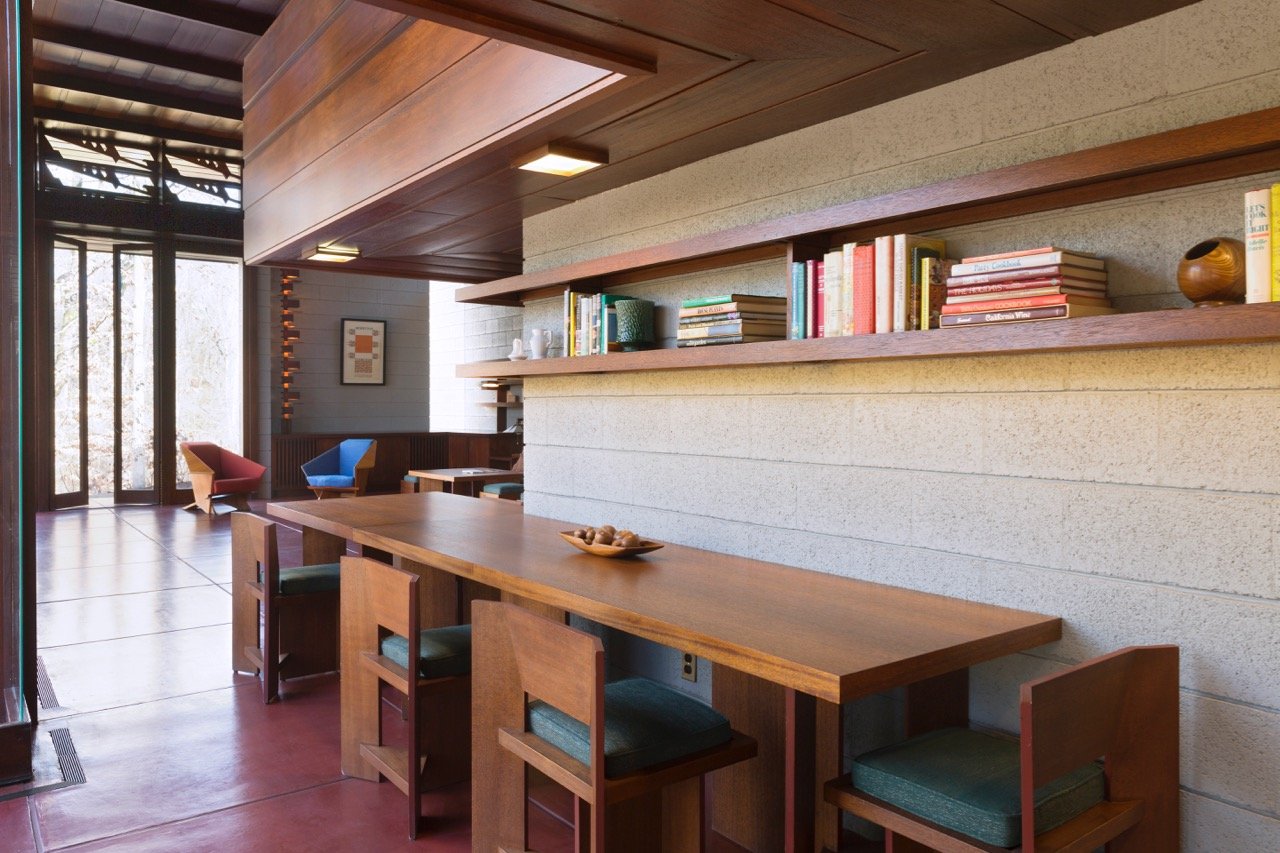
[256,268,431,436]
[517,0,1280,845]
[428,279,523,433]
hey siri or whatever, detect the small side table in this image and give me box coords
[405,467,519,497]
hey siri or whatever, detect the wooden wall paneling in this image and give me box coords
[241,3,407,153]
[244,37,622,264]
[241,0,345,98]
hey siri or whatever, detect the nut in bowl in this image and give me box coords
[560,524,664,558]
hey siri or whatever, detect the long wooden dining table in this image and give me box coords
[267,491,1062,852]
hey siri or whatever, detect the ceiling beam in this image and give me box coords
[109,0,274,37]
[34,105,242,150]
[35,69,243,120]
[33,22,242,82]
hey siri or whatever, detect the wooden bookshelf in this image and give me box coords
[455,106,1280,307]
[457,303,1280,378]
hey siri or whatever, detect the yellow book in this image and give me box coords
[1271,183,1280,301]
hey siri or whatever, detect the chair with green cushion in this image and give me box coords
[230,513,341,704]
[473,600,757,852]
[479,452,523,501]
[825,645,1180,852]
[345,556,472,840]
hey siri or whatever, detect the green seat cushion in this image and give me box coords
[850,727,1104,848]
[379,625,473,679]
[528,677,731,778]
[481,482,524,497]
[402,475,420,483]
[274,563,341,595]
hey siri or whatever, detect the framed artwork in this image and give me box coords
[340,318,386,385]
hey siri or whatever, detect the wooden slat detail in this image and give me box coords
[243,0,346,98]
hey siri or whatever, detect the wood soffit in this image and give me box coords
[32,1,1202,282]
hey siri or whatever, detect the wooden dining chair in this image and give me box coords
[474,600,757,852]
[345,556,472,840]
[230,512,341,704]
[824,645,1179,852]
[480,453,524,501]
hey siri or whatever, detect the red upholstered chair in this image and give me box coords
[181,441,266,514]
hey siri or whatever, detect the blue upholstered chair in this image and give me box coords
[230,513,341,704]
[824,645,1179,852]
[473,600,757,851]
[301,438,376,498]
[346,556,473,840]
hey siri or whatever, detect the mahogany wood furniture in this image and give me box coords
[475,600,757,851]
[230,513,340,703]
[267,492,1062,852]
[302,438,377,499]
[179,442,266,514]
[825,645,1179,852]
[343,556,471,839]
[406,466,520,497]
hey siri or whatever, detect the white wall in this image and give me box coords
[428,279,522,433]
[517,0,1280,847]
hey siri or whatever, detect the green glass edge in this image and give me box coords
[14,0,27,722]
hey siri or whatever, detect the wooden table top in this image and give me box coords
[267,492,450,539]
[406,467,516,482]
[273,492,1061,704]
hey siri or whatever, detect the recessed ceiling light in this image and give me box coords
[516,143,607,177]
[302,244,360,263]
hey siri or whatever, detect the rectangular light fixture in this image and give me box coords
[302,244,360,263]
[516,142,607,177]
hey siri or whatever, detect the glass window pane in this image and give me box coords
[52,247,82,495]
[86,251,114,498]
[174,257,243,486]
[118,250,154,493]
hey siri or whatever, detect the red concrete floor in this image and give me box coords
[7,502,578,852]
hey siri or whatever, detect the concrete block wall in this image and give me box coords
[516,0,1280,846]
[428,279,522,433]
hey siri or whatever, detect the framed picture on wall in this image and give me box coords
[340,318,386,385]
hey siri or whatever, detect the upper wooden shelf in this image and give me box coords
[455,106,1280,305]
[456,303,1280,378]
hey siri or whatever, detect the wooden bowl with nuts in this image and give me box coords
[559,524,664,558]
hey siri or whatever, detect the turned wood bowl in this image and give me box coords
[559,531,664,558]
[1177,237,1247,307]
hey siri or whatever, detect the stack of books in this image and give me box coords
[677,294,787,347]
[939,247,1115,328]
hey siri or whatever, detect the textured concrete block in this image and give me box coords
[849,394,986,474]
[1182,791,1280,851]
[1061,485,1278,598]
[1156,391,1280,493]
[1163,0,1280,92]
[911,474,1067,567]
[794,466,915,546]
[748,395,853,465]
[1183,693,1280,815]
[527,395,603,449]
[1066,343,1280,391]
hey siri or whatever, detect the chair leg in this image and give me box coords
[262,595,279,704]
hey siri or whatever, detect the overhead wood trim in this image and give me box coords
[32,22,242,82]
[34,105,242,150]
[110,0,275,37]
[359,0,657,76]
[34,70,243,121]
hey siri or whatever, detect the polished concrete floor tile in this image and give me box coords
[40,624,240,714]
[38,541,172,572]
[33,680,344,850]
[37,561,214,604]
[38,586,231,647]
[176,553,233,584]
[35,526,155,551]
[0,797,37,852]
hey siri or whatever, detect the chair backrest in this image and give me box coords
[218,447,266,480]
[181,441,221,474]
[474,602,605,773]
[339,439,376,475]
[511,454,523,474]
[1019,645,1179,845]
[301,444,339,477]
[344,555,418,643]
[230,512,279,595]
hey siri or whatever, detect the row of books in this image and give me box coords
[787,234,947,339]
[676,294,787,347]
[937,247,1115,328]
[1244,184,1280,303]
[562,290,636,356]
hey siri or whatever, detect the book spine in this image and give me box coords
[947,277,1102,296]
[908,243,943,331]
[815,259,826,337]
[852,242,875,335]
[892,235,907,333]
[940,294,1089,314]
[1271,184,1280,302]
[563,288,570,358]
[789,262,805,339]
[805,259,816,338]
[950,251,1104,276]
[824,249,843,338]
[920,256,935,331]
[959,245,1093,264]
[874,235,892,333]
[680,294,733,308]
[1245,187,1272,304]
[841,242,856,336]
[939,305,1081,325]
[677,322,784,338]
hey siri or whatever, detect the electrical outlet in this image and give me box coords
[681,652,697,682]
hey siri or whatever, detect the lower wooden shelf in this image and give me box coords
[456,302,1280,379]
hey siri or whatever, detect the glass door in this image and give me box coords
[113,244,158,504]
[51,238,88,508]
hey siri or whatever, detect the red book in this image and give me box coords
[814,259,826,338]
[946,264,1107,286]
[946,276,1108,298]
[851,242,876,335]
[941,293,1110,314]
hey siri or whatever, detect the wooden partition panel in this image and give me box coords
[241,0,621,266]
